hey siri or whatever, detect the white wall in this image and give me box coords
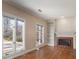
[48,17,76,49]
[56,17,76,49]
[3,2,48,57]
[56,17,76,37]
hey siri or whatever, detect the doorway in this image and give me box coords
[2,15,25,59]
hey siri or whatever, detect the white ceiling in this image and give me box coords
[3,0,76,20]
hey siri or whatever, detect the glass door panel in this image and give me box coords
[3,16,25,59]
[38,30,41,44]
[3,16,15,58]
[16,20,24,52]
[36,25,44,44]
[42,26,44,43]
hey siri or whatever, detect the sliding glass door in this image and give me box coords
[3,15,25,59]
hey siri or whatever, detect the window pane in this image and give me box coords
[36,25,44,44]
[38,25,41,31]
[42,27,44,43]
[16,20,24,51]
[38,31,41,40]
[3,16,14,56]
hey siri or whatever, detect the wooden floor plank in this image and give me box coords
[14,45,76,59]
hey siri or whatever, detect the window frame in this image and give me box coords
[2,14,25,57]
[36,24,44,44]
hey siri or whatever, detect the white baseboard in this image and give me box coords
[39,43,48,48]
[48,44,54,46]
[13,43,47,58]
[13,47,36,58]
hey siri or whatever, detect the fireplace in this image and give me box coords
[57,37,73,48]
[58,39,72,46]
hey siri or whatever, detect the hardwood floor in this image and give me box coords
[14,45,76,59]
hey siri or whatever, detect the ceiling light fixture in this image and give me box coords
[38,9,42,12]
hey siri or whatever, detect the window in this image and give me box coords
[3,15,25,57]
[16,19,25,51]
[36,24,44,44]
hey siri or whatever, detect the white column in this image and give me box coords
[48,20,55,46]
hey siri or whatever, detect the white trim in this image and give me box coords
[13,43,47,58]
[48,44,54,46]
[2,13,26,58]
[22,20,25,50]
[3,12,25,21]
[13,48,36,58]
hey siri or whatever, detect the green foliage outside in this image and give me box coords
[4,36,22,42]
